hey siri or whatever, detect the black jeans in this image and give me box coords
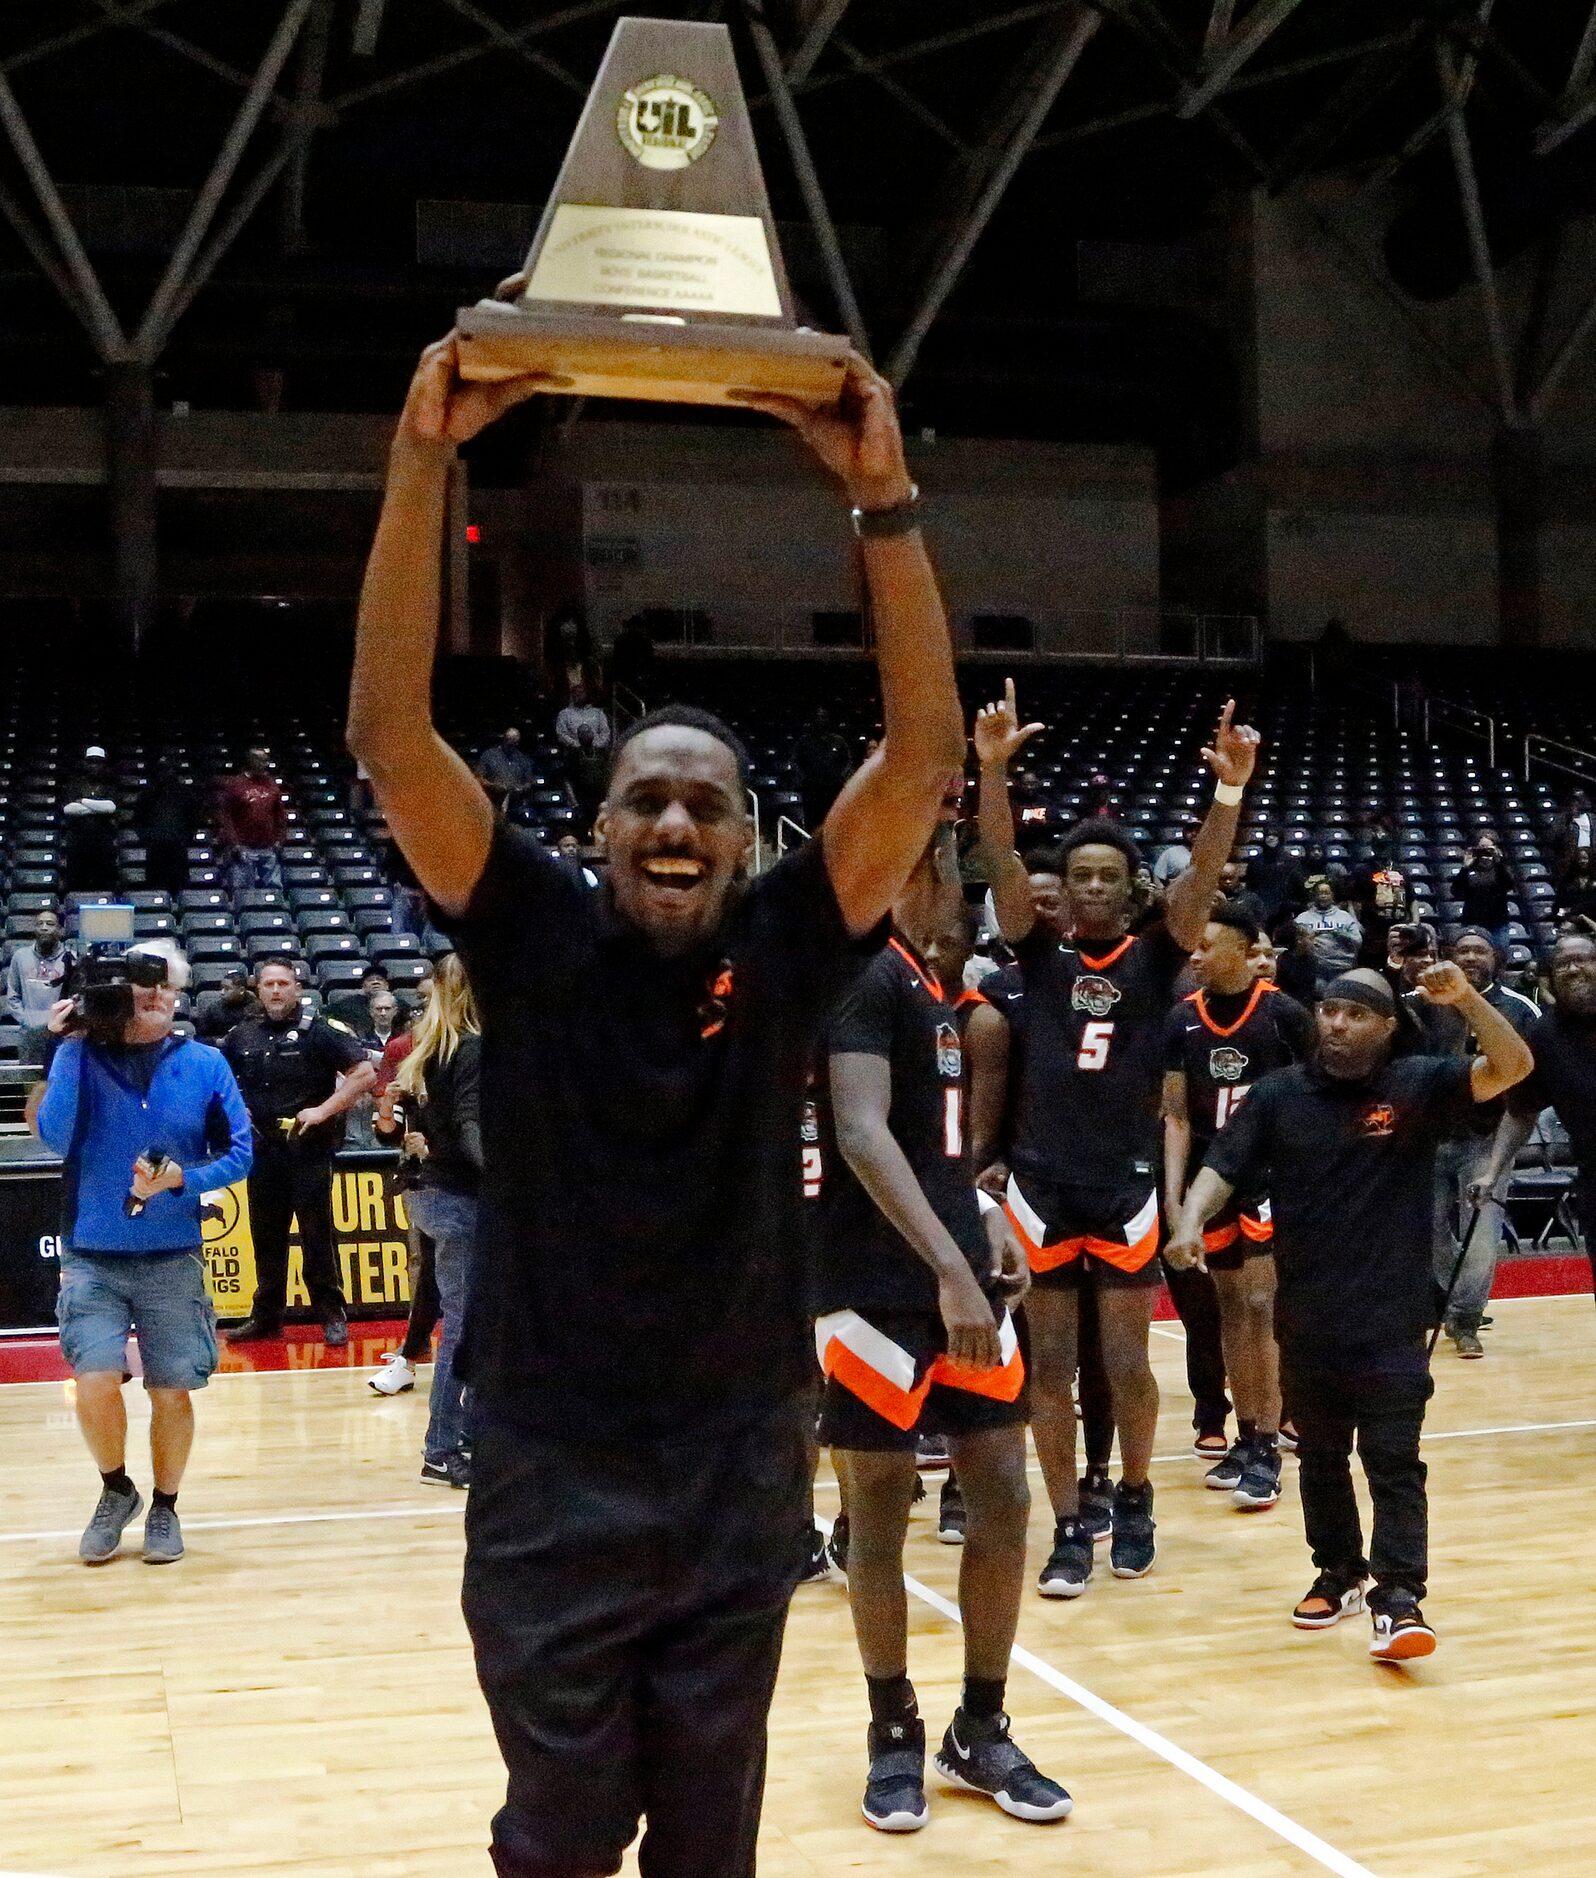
[1161,1258,1231,1437]
[245,1131,344,1327]
[1283,1345,1433,1608]
[462,1400,811,1878]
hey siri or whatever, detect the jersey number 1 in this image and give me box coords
[1077,1020,1115,1071]
[943,1087,963,1158]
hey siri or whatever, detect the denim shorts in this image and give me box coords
[56,1250,219,1392]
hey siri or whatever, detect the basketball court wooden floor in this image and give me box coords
[3,1295,1594,1878]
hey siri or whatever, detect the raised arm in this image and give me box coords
[973,678,1046,943]
[736,361,964,937]
[1414,962,1535,1103]
[347,334,548,918]
[1163,700,1262,950]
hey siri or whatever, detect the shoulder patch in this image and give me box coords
[323,1017,355,1036]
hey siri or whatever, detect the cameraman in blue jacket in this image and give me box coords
[34,940,252,1566]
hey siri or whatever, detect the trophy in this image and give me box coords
[456,16,850,408]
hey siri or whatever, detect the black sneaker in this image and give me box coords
[223,1317,280,1344]
[79,1482,144,1564]
[937,1477,966,1545]
[825,1514,850,1581]
[419,1454,470,1490]
[797,1524,833,1585]
[933,1711,1072,1822]
[1369,1594,1437,1662]
[862,1717,929,1832]
[1109,1480,1156,1578]
[1277,1421,1299,1453]
[1037,1516,1092,1599]
[1078,1467,1113,1545]
[1291,1571,1367,1630]
[916,1432,952,1472]
[1231,1442,1282,1511]
[323,1315,349,1349]
[1204,1437,1249,1492]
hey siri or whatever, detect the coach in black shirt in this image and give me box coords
[349,329,964,1877]
[1168,964,1530,1664]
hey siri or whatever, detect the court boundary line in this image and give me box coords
[900,1561,1380,1877]
[0,1500,464,1547]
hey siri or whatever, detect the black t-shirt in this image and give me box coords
[817,938,988,1315]
[1509,1006,1596,1171]
[220,1013,366,1149]
[442,825,881,1438]
[1010,922,1189,1188]
[1163,982,1315,1157]
[1452,858,1513,929]
[1204,1054,1475,1352]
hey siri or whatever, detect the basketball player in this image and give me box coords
[1162,904,1314,1510]
[1168,965,1531,1661]
[817,856,1070,1831]
[349,332,965,1878]
[975,679,1259,1597]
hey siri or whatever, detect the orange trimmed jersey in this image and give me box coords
[1163,981,1317,1153]
[816,937,990,1315]
[1008,921,1189,1188]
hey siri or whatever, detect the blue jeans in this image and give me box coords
[407,1186,477,1463]
[230,846,282,900]
[57,1249,218,1392]
[1432,1136,1506,1331]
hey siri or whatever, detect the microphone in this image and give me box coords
[125,1148,169,1219]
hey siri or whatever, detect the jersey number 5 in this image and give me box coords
[1077,1020,1115,1071]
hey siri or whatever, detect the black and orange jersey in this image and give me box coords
[1008,921,1188,1188]
[1163,981,1316,1152]
[816,937,989,1314]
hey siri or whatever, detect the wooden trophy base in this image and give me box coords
[455,301,849,408]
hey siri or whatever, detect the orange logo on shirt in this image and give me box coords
[700,964,735,1039]
[1359,1102,1397,1138]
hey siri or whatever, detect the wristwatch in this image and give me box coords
[851,483,921,538]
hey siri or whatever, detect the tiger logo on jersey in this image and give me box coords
[1209,1045,1248,1082]
[1071,974,1122,1020]
[935,1020,962,1081]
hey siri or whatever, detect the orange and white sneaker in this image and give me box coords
[1291,1572,1367,1630]
[1369,1598,1437,1662]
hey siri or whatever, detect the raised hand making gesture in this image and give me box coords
[974,677,1045,773]
[1201,698,1261,792]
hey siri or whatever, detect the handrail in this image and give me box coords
[746,785,763,874]
[1523,732,1596,788]
[776,813,810,857]
[610,682,645,740]
[1423,695,1497,770]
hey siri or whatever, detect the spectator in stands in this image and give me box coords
[374,953,481,1487]
[566,722,611,842]
[1386,923,1467,1058]
[1273,916,1319,1006]
[1451,833,1517,952]
[791,706,854,834]
[34,940,252,1565]
[475,726,536,812]
[62,744,119,894]
[554,678,612,757]
[1353,843,1411,966]
[1301,843,1350,907]
[5,908,75,1068]
[193,964,260,1043]
[1244,829,1304,929]
[1152,820,1194,887]
[328,960,389,1032]
[133,758,201,902]
[1295,880,1362,988]
[217,747,287,901]
[359,987,407,1051]
[1556,848,1596,925]
[555,832,600,888]
[1552,790,1593,882]
[1218,858,1265,932]
[1430,929,1541,1358]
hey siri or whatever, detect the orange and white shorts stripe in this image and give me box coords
[1002,1173,1160,1277]
[814,1306,1024,1432]
[1204,1196,1273,1253]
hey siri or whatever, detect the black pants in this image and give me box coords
[144,838,188,901]
[1161,1259,1231,1437]
[463,1402,810,1878]
[1283,1347,1433,1607]
[245,1131,344,1327]
[1075,1282,1115,1472]
[400,1231,440,1361]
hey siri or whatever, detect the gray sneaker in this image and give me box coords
[142,1502,185,1565]
[80,1484,144,1564]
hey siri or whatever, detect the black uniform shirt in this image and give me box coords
[1509,1006,1596,1169]
[220,1013,365,1150]
[1204,1053,1475,1355]
[1164,981,1315,1157]
[817,939,987,1315]
[1010,922,1188,1189]
[442,825,883,1439]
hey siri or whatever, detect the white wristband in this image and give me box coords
[1213,781,1244,807]
[976,1190,1000,1216]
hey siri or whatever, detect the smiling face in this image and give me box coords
[1553,934,1596,1016]
[1451,933,1496,990]
[1192,918,1255,996]
[1063,843,1131,941]
[1028,870,1067,938]
[595,725,753,956]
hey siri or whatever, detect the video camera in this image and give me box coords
[71,905,170,1043]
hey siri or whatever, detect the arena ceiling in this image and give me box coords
[1,0,1595,469]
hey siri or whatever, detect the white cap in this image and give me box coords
[85,744,106,759]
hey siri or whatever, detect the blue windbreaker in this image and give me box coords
[36,1035,254,1255]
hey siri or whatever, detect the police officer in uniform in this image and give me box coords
[221,958,376,1346]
